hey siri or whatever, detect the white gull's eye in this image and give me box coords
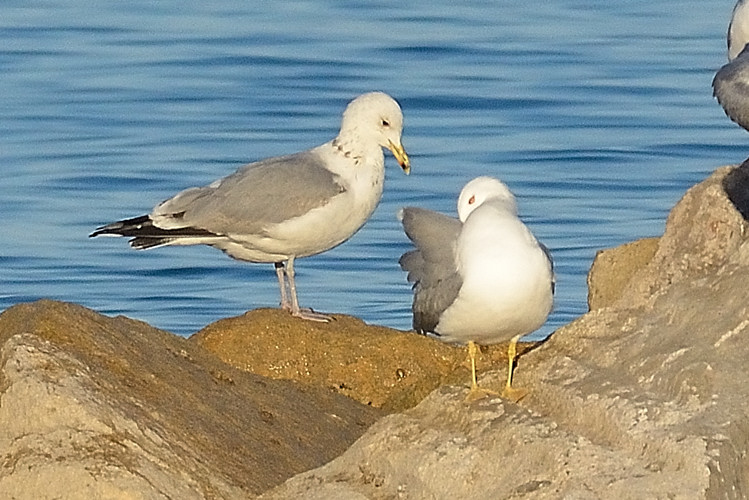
[381,119,390,127]
[468,195,476,205]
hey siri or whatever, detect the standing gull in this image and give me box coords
[713,0,749,132]
[91,92,410,321]
[399,177,554,401]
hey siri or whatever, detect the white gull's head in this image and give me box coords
[337,92,410,173]
[457,176,518,222]
[729,0,749,60]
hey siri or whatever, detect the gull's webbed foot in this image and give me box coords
[500,385,528,403]
[291,307,333,322]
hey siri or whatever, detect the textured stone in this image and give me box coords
[260,166,749,499]
[261,386,708,499]
[4,166,749,499]
[0,300,382,498]
[587,237,659,310]
[191,309,532,412]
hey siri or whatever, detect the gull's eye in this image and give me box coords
[381,119,390,127]
[468,195,476,205]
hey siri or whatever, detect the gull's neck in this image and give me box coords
[330,136,365,166]
[329,128,383,170]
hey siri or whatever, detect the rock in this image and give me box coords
[0,300,382,498]
[191,309,534,412]
[260,166,749,499]
[722,157,749,220]
[587,237,659,310]
[5,166,749,499]
[617,165,747,309]
[261,386,707,500]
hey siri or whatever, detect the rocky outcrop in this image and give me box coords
[191,309,531,412]
[260,165,749,499]
[587,237,659,309]
[3,166,749,499]
[0,300,382,498]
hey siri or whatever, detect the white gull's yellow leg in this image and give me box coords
[501,334,528,402]
[465,341,499,402]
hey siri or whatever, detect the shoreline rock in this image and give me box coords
[2,165,749,498]
[262,165,749,499]
[0,300,382,497]
[191,308,534,412]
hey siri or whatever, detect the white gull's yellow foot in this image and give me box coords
[465,385,499,402]
[463,341,499,402]
[500,385,528,403]
[499,334,529,402]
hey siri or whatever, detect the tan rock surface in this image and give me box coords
[261,165,749,499]
[0,300,382,498]
[617,165,747,308]
[5,166,749,499]
[191,309,535,411]
[587,236,659,310]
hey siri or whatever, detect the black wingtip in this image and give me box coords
[89,225,113,238]
[89,215,154,239]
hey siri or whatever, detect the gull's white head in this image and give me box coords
[729,0,749,60]
[338,92,410,173]
[457,176,518,222]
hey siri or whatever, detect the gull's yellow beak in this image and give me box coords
[387,140,411,175]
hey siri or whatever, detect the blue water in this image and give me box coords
[1,0,744,338]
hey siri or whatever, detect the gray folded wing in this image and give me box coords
[399,207,463,334]
[713,46,749,132]
[539,242,556,295]
[152,151,345,235]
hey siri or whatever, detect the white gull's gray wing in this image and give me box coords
[715,0,749,132]
[151,151,345,236]
[398,207,463,334]
[539,242,556,295]
[713,45,749,132]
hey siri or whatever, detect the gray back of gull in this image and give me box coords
[152,151,345,236]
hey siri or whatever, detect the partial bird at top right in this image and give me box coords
[713,0,749,133]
